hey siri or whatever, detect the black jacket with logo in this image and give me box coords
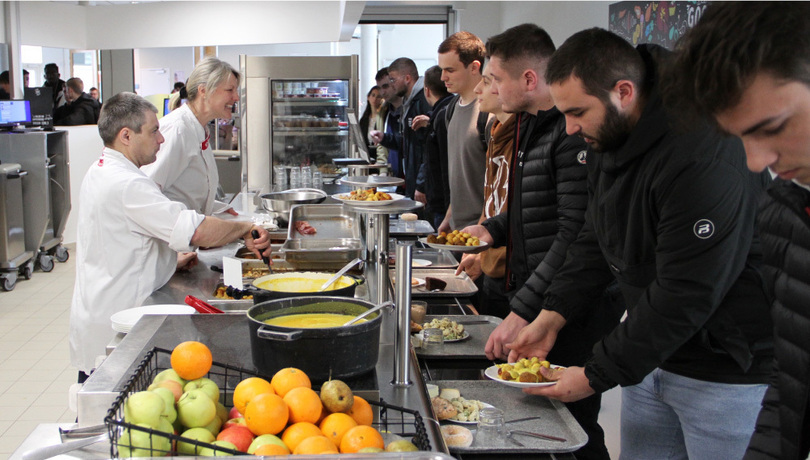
[543,45,774,391]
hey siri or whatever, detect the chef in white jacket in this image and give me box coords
[142,57,238,215]
[70,92,270,380]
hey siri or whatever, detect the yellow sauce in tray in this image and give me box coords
[254,276,353,292]
[263,313,367,328]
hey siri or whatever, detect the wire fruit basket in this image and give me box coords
[104,347,430,457]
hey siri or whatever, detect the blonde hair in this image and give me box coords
[185,57,240,102]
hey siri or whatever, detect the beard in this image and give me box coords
[588,103,633,153]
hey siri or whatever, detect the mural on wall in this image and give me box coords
[609,1,710,49]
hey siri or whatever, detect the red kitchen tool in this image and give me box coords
[184,295,224,314]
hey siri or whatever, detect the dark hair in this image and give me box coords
[66,77,84,93]
[438,31,486,69]
[375,67,389,82]
[0,71,8,84]
[23,70,28,76]
[663,2,810,119]
[44,63,59,73]
[486,24,555,78]
[388,58,418,79]
[546,28,645,104]
[98,92,157,147]
[424,65,450,98]
[173,82,185,91]
[360,85,381,121]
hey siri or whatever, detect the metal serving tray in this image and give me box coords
[415,315,502,358]
[287,204,360,240]
[429,380,587,454]
[281,238,364,270]
[389,248,459,269]
[392,268,478,298]
[390,219,435,236]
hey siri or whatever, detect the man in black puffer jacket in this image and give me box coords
[665,4,810,459]
[465,24,622,460]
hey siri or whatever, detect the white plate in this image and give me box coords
[332,192,405,207]
[111,305,196,334]
[447,402,494,425]
[484,365,561,388]
[412,258,432,267]
[411,278,426,288]
[419,329,470,343]
[418,237,489,253]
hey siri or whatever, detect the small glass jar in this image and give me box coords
[422,328,444,352]
[476,407,505,446]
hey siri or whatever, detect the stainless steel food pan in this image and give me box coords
[281,238,363,270]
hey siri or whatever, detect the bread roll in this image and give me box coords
[431,396,458,420]
[439,388,461,400]
[441,425,473,448]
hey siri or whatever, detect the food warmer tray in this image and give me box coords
[415,315,502,359]
[391,268,478,298]
[390,219,435,236]
[281,238,364,271]
[287,203,360,240]
[428,380,587,453]
[389,248,459,269]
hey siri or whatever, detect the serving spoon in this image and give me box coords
[344,301,393,326]
[318,257,363,291]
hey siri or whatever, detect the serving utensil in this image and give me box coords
[318,257,362,291]
[184,295,224,314]
[343,300,393,326]
[508,429,567,442]
[22,433,107,460]
[251,230,273,274]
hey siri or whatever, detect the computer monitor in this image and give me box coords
[24,87,54,128]
[0,100,32,129]
[163,97,171,116]
[346,109,371,164]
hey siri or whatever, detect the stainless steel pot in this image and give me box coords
[260,188,327,213]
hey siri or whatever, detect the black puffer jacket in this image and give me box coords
[482,108,589,322]
[54,92,100,126]
[544,45,774,391]
[744,180,810,460]
[380,87,430,198]
[422,94,455,217]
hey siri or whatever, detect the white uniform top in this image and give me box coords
[70,148,205,374]
[142,104,226,215]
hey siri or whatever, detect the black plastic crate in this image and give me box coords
[104,347,430,457]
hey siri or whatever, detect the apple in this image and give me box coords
[247,434,288,454]
[202,413,223,437]
[150,387,177,424]
[124,391,165,428]
[358,446,385,453]
[152,368,187,388]
[184,378,220,403]
[117,422,171,457]
[148,379,183,403]
[215,402,229,424]
[224,417,247,430]
[177,389,217,428]
[198,440,238,456]
[217,425,255,452]
[386,439,418,452]
[177,427,215,455]
[228,407,242,420]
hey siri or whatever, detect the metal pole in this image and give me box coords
[392,242,413,386]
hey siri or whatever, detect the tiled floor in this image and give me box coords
[0,245,77,459]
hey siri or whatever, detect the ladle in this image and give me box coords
[344,301,393,326]
[318,257,363,291]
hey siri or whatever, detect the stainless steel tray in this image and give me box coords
[287,203,360,240]
[429,380,587,453]
[392,268,478,297]
[390,219,435,236]
[415,315,502,358]
[389,248,459,269]
[282,238,364,270]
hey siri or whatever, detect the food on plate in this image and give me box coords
[410,320,423,334]
[339,188,392,202]
[496,357,552,382]
[436,388,486,422]
[215,286,253,299]
[438,388,460,400]
[425,277,447,291]
[422,318,465,340]
[295,220,317,235]
[431,396,458,421]
[440,425,473,448]
[426,230,480,247]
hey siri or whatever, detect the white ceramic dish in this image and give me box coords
[412,258,432,267]
[418,237,489,253]
[419,329,470,343]
[111,305,196,334]
[331,192,405,207]
[484,365,562,388]
[447,402,495,425]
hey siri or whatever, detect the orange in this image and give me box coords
[339,425,384,453]
[346,396,374,426]
[271,367,311,397]
[170,341,213,380]
[233,377,275,415]
[252,443,290,456]
[244,393,288,436]
[319,412,357,448]
[281,422,322,452]
[283,387,323,424]
[294,435,339,455]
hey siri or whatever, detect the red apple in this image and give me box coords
[224,417,247,430]
[228,407,242,420]
[217,425,255,453]
[149,379,183,403]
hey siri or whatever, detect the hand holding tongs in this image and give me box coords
[185,295,224,314]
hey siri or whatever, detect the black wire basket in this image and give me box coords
[104,347,430,457]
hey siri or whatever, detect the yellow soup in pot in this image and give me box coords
[254,276,353,293]
[263,313,368,328]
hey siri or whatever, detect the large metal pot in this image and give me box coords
[260,188,327,213]
[247,296,384,381]
[248,272,362,304]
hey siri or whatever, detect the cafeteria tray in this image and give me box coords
[415,315,502,358]
[428,380,587,453]
[287,203,360,240]
[282,238,364,270]
[389,248,459,269]
[390,219,435,236]
[391,268,478,297]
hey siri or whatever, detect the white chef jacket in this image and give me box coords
[142,104,227,215]
[70,148,205,374]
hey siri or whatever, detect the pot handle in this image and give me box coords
[257,325,303,341]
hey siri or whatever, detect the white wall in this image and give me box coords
[500,1,608,47]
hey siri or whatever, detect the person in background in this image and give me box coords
[436,31,490,232]
[23,69,29,88]
[142,57,238,216]
[43,63,66,110]
[0,71,11,99]
[373,67,402,175]
[89,87,100,103]
[171,81,185,94]
[54,77,101,126]
[412,65,454,228]
[462,24,614,460]
[664,3,810,459]
[358,85,382,156]
[508,28,774,460]
[455,58,516,319]
[70,92,270,382]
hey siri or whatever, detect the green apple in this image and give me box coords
[117,423,171,457]
[198,440,238,457]
[386,439,419,452]
[148,379,183,403]
[358,446,385,453]
[247,434,288,454]
[152,369,187,388]
[150,387,177,424]
[184,378,220,403]
[177,389,217,428]
[176,427,215,455]
[124,391,165,428]
[215,402,229,424]
[202,413,223,437]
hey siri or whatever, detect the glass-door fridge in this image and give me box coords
[240,55,359,191]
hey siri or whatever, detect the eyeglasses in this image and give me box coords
[389,75,403,85]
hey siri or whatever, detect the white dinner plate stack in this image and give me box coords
[110,305,196,334]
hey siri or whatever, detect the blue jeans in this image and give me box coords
[620,368,766,460]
